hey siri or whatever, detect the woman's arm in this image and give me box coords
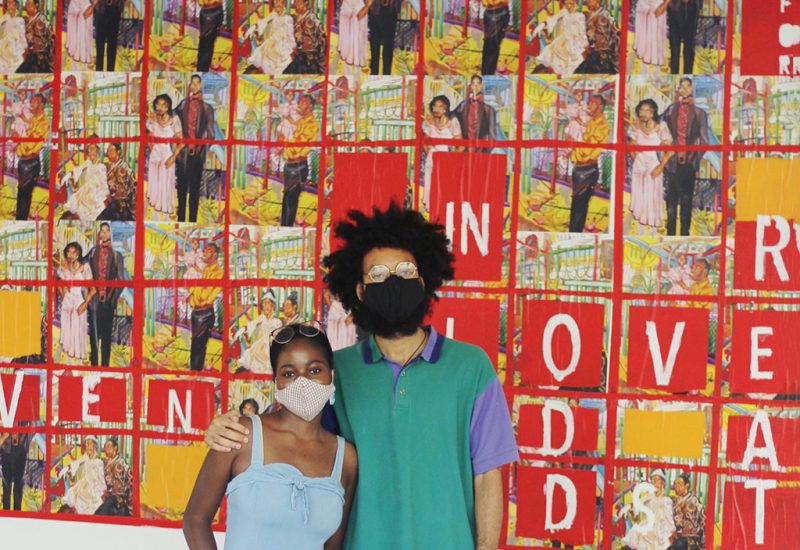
[167,127,184,168]
[357,0,372,19]
[78,287,96,315]
[324,442,359,550]
[651,132,674,177]
[183,447,237,550]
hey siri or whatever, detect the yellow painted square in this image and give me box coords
[0,291,41,358]
[141,443,207,512]
[736,158,800,222]
[622,409,705,460]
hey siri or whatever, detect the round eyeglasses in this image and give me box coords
[365,261,418,283]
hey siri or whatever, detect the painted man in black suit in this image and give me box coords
[85,222,127,366]
[662,77,709,236]
[668,0,702,74]
[93,0,124,71]
[1,432,30,511]
[197,0,225,71]
[175,74,216,223]
[368,0,402,75]
[452,75,498,152]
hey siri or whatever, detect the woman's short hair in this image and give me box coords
[63,241,83,258]
[428,95,451,114]
[238,398,260,415]
[634,98,660,122]
[152,93,173,115]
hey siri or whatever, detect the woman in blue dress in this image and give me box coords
[183,324,358,549]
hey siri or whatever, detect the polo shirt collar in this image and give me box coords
[361,325,444,364]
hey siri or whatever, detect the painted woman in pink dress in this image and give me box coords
[422,95,462,210]
[146,94,183,221]
[58,242,96,365]
[337,0,371,75]
[271,88,300,171]
[5,90,30,165]
[324,289,357,351]
[560,88,589,173]
[182,236,207,280]
[629,99,672,235]
[666,252,694,295]
[634,0,670,75]
[564,88,589,142]
[66,0,94,67]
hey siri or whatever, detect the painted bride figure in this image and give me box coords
[146,94,184,220]
[634,0,670,75]
[621,469,675,549]
[0,0,27,73]
[62,142,110,221]
[337,0,371,75]
[61,436,106,515]
[628,99,673,234]
[246,0,296,74]
[533,0,588,75]
[234,290,283,374]
[66,0,94,66]
[58,242,95,365]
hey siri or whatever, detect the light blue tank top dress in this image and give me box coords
[224,416,346,550]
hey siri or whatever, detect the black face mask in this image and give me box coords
[360,276,428,337]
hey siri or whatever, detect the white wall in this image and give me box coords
[0,517,226,549]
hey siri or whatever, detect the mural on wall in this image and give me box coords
[0,0,799,548]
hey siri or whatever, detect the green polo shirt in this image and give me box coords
[333,327,518,549]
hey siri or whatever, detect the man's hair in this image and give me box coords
[99,222,111,231]
[191,74,202,83]
[33,92,46,107]
[677,473,691,486]
[591,94,607,107]
[106,436,119,449]
[109,142,122,154]
[470,75,483,84]
[302,93,316,107]
[696,258,710,271]
[679,76,693,87]
[206,242,220,256]
[322,202,455,336]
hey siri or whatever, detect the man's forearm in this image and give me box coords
[474,468,503,550]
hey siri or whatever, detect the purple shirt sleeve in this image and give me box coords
[469,378,519,475]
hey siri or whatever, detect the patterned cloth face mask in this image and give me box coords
[273,375,334,422]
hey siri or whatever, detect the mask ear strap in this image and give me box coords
[355,282,365,302]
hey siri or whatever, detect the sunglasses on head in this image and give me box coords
[270,322,322,345]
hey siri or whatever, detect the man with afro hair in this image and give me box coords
[205,202,518,549]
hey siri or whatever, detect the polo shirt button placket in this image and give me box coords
[395,370,409,410]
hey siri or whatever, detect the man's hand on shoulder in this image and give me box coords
[204,410,250,452]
